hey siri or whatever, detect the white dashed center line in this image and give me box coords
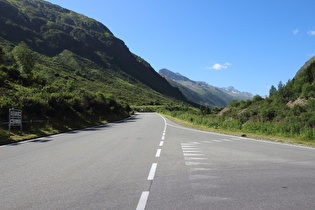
[136,191,150,210]
[155,149,161,157]
[148,163,158,181]
[137,114,168,210]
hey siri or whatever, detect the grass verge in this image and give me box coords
[161,113,315,148]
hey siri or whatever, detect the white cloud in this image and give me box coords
[212,64,227,70]
[308,31,315,36]
[293,29,299,35]
[207,63,232,70]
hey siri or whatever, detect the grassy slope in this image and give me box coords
[0,0,191,145]
[0,0,188,104]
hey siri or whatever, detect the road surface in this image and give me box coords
[1,113,315,209]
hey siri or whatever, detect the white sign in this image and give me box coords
[10,112,22,117]
[9,109,22,126]
[10,119,22,126]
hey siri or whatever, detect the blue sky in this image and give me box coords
[48,0,315,96]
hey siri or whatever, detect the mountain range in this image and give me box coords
[0,0,314,144]
[159,69,253,107]
[0,0,254,111]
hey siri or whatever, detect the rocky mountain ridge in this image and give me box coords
[159,68,253,107]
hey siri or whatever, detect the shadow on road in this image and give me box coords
[4,114,140,147]
[66,114,139,134]
[30,136,53,143]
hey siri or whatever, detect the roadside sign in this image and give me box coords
[9,108,22,134]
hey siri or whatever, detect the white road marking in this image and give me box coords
[194,195,230,203]
[181,142,200,146]
[166,118,315,150]
[183,153,204,156]
[183,150,201,154]
[158,114,167,133]
[185,161,210,166]
[155,149,161,157]
[136,191,149,210]
[136,114,168,210]
[189,174,216,180]
[147,163,158,180]
[236,136,315,150]
[185,157,207,160]
[181,146,199,148]
[182,148,201,152]
[191,182,219,189]
[189,168,212,171]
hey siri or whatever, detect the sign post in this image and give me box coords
[9,108,22,135]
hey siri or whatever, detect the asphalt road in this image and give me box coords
[1,113,315,210]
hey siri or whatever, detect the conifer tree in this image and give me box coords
[278,81,284,90]
[269,85,277,97]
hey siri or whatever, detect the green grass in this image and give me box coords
[160,112,315,148]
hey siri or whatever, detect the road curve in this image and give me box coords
[1,113,315,210]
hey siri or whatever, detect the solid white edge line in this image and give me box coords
[158,114,167,133]
[136,191,150,210]
[147,163,158,180]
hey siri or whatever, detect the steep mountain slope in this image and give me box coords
[221,86,253,99]
[159,68,253,107]
[0,0,187,104]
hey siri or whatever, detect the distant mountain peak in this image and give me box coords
[159,68,254,107]
[222,86,240,93]
[159,68,191,82]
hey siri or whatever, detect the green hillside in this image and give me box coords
[0,0,190,144]
[0,0,187,104]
